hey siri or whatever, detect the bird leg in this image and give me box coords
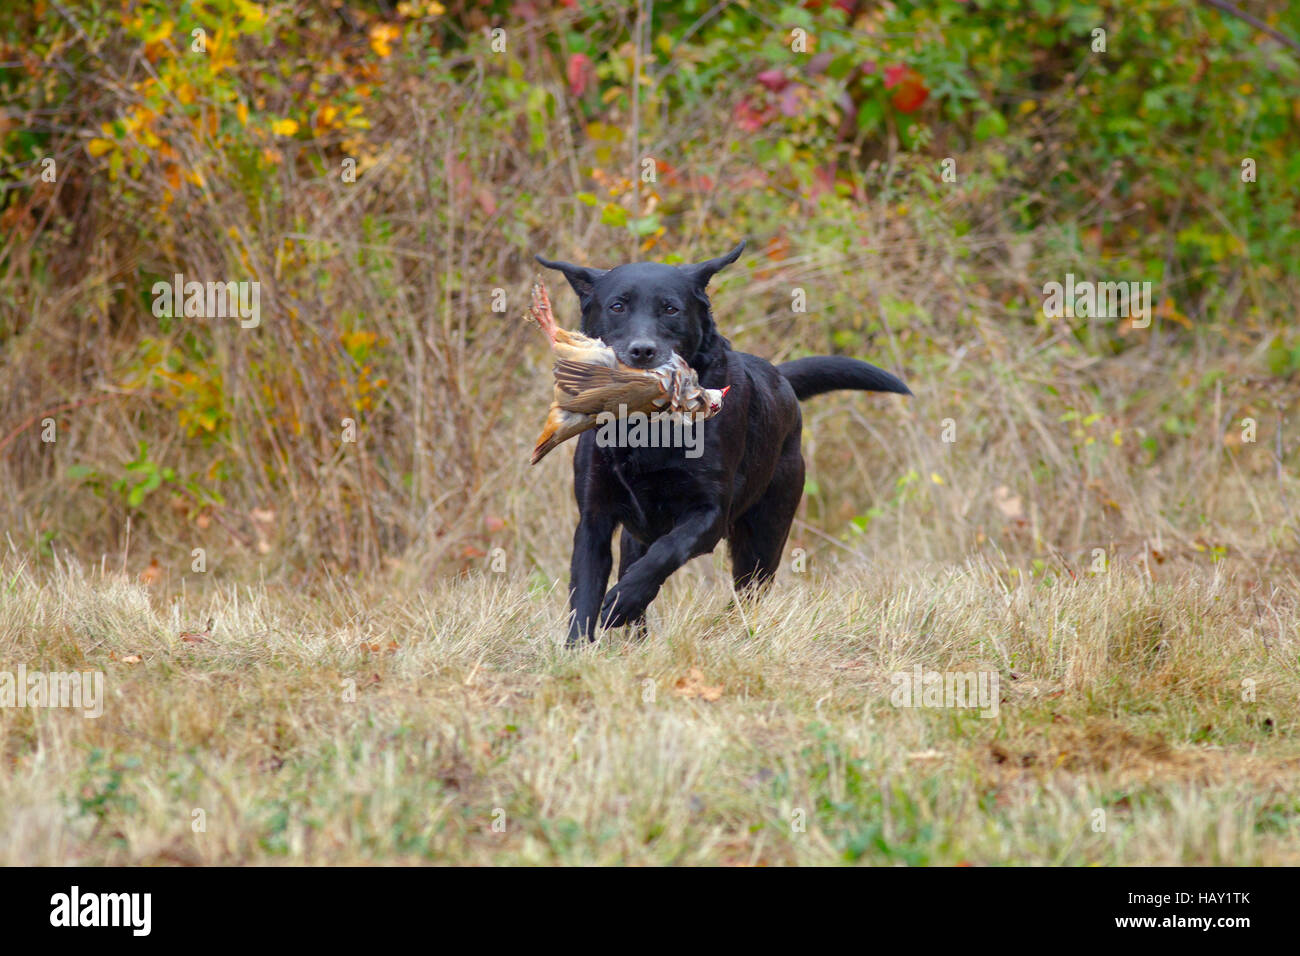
[529,281,559,344]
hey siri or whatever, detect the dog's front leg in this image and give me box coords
[599,506,723,629]
[567,512,616,644]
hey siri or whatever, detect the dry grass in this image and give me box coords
[2,549,1297,866]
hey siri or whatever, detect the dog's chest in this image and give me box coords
[602,447,701,540]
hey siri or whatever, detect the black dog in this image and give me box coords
[535,240,910,644]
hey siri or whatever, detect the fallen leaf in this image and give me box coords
[139,558,163,586]
[994,485,1023,519]
[673,667,723,701]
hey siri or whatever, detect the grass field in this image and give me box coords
[3,545,1297,865]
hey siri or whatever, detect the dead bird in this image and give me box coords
[526,281,727,464]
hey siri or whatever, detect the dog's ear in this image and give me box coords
[680,240,746,288]
[535,255,607,305]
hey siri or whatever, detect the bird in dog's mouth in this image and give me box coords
[525,281,728,464]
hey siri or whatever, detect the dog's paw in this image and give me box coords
[566,617,593,646]
[599,582,651,629]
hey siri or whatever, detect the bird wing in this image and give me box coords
[552,359,664,414]
[551,340,617,367]
[553,358,656,392]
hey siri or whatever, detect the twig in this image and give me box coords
[0,390,165,455]
[1198,0,1300,56]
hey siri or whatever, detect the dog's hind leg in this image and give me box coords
[729,444,804,596]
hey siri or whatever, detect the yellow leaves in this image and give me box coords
[1155,297,1193,328]
[369,23,402,58]
[397,0,445,15]
[208,31,235,74]
[271,118,299,137]
[313,103,341,135]
[86,138,114,157]
[233,0,267,26]
[236,101,249,126]
[585,121,624,143]
[343,104,370,130]
[1018,99,1037,115]
[175,83,195,105]
[145,20,174,43]
[342,329,378,358]
[122,108,146,134]
[345,147,380,176]
[638,228,665,254]
[340,331,387,413]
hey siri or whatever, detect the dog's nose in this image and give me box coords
[626,340,659,366]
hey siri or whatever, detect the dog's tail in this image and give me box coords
[777,356,911,400]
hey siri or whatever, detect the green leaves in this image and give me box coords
[972,109,1006,142]
[112,442,177,510]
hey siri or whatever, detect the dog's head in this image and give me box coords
[535,241,745,371]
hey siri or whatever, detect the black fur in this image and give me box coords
[535,240,911,644]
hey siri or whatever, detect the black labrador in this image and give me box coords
[535,240,910,644]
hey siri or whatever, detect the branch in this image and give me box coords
[1198,0,1300,57]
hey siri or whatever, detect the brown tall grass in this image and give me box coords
[2,9,1295,581]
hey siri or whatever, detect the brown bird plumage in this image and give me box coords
[526,281,727,464]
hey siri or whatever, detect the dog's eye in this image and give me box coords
[609,301,625,314]
[663,305,679,315]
